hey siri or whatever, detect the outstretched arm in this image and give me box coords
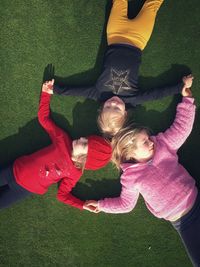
[126,75,193,106]
[133,82,183,105]
[53,83,98,100]
[84,174,140,214]
[157,75,196,151]
[38,80,71,143]
[57,176,84,210]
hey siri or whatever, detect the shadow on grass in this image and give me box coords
[139,64,191,91]
[70,99,100,138]
[0,112,72,166]
[43,0,111,85]
[72,176,122,201]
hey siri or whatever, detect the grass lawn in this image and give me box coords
[0,0,200,266]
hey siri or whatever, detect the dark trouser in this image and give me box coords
[171,193,200,267]
[0,164,31,209]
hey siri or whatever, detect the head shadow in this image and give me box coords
[0,112,72,167]
[70,98,100,139]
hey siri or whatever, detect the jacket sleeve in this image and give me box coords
[157,97,196,151]
[57,176,84,210]
[38,92,70,143]
[53,83,98,100]
[98,174,139,213]
[130,82,183,106]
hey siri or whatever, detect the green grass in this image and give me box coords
[0,0,200,266]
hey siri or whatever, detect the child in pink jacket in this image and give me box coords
[85,75,200,266]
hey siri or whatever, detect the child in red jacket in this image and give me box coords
[0,80,112,210]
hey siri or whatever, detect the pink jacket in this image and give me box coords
[98,97,198,220]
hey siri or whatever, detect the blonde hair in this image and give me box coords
[97,109,127,139]
[111,125,151,169]
[71,153,87,171]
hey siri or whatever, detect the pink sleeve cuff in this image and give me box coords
[98,200,102,211]
[182,96,194,104]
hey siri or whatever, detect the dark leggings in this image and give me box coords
[171,193,200,267]
[0,164,31,209]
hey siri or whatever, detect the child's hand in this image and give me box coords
[83,200,100,213]
[182,87,193,97]
[42,79,54,94]
[182,74,194,89]
[182,74,193,97]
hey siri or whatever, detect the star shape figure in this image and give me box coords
[104,68,131,94]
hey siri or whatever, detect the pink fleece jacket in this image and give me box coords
[98,97,198,220]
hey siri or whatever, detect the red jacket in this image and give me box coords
[13,92,84,209]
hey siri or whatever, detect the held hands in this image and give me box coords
[182,74,193,97]
[42,79,54,94]
[83,200,100,213]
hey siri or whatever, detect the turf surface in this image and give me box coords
[0,1,200,266]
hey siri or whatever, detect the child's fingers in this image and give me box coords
[84,205,100,213]
[94,208,100,213]
[85,200,98,207]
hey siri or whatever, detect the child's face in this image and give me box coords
[133,131,154,162]
[103,96,126,117]
[72,137,88,156]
